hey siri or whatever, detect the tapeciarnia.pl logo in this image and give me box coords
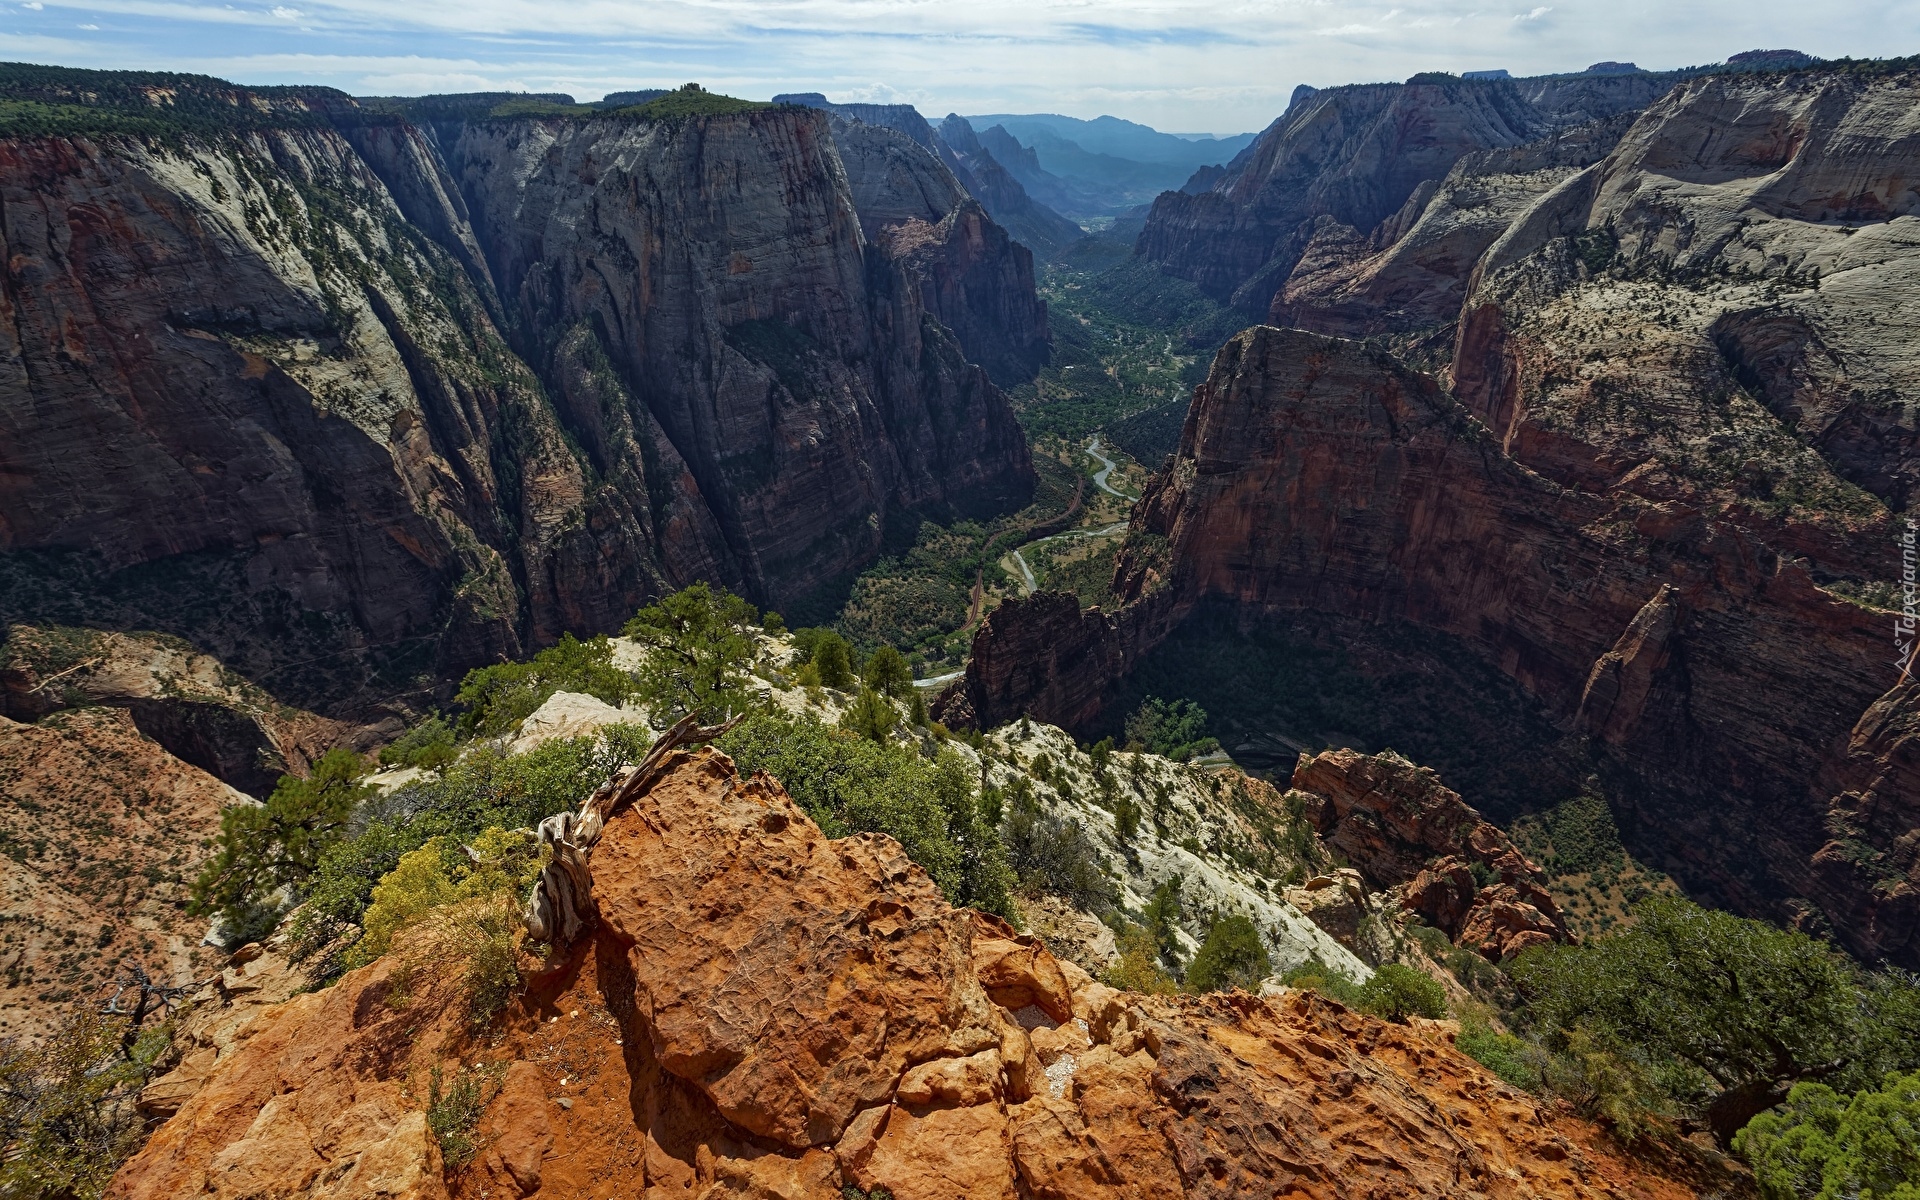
[1899,519,1918,681]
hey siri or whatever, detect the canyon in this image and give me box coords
[948,63,1919,969]
[0,73,1041,715]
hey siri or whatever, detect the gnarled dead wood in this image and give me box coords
[523,712,742,949]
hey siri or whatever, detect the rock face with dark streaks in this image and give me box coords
[0,71,1038,712]
[953,320,1907,965]
[958,63,1919,967]
[1137,72,1674,314]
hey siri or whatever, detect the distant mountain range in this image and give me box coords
[964,113,1257,217]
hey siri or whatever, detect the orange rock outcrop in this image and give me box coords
[111,749,1723,1200]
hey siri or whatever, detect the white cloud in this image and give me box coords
[20,2,43,10]
[7,0,1912,134]
[77,20,97,27]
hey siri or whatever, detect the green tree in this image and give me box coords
[1123,697,1216,760]
[190,748,371,943]
[810,631,856,690]
[1185,913,1271,993]
[624,583,758,725]
[1355,963,1447,1023]
[1512,897,1916,1145]
[841,688,898,743]
[864,645,913,698]
[0,1010,176,1200]
[1734,1071,1920,1200]
[456,632,638,736]
[1142,876,1185,971]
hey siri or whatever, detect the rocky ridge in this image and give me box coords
[0,72,1040,714]
[956,62,1918,967]
[109,746,1719,1200]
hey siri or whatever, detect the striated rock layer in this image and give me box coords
[948,323,1908,966]
[110,748,1720,1200]
[0,74,1038,712]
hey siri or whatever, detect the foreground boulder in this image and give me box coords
[111,748,1720,1199]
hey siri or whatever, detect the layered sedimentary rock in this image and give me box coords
[1290,749,1571,960]
[825,115,1051,384]
[962,63,1918,966]
[0,73,1037,710]
[110,748,1716,1200]
[959,322,1905,964]
[1137,72,1673,313]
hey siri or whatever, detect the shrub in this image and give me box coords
[291,732,648,969]
[1457,1020,1544,1091]
[1185,913,1272,993]
[425,1064,502,1170]
[0,1010,176,1200]
[719,713,1014,920]
[624,582,759,725]
[1142,876,1185,970]
[348,826,545,1023]
[457,633,638,736]
[1103,924,1178,995]
[840,688,898,743]
[1511,896,1920,1144]
[762,611,787,635]
[1001,779,1116,916]
[1356,963,1447,1023]
[190,748,371,944]
[379,715,456,770]
[1279,956,1364,1007]
[1734,1070,1920,1200]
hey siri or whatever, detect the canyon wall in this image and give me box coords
[0,74,1040,712]
[1135,72,1674,314]
[960,64,1918,965]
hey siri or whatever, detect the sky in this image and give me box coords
[0,0,1910,135]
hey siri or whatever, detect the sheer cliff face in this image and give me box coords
[826,116,1052,385]
[1136,74,1672,313]
[0,97,1036,707]
[958,67,1920,965]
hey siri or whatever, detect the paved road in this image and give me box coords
[1085,436,1137,501]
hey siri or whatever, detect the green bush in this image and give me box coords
[840,688,899,743]
[1142,876,1185,970]
[456,633,638,737]
[1123,696,1217,760]
[0,1011,176,1200]
[190,748,371,944]
[425,1064,502,1170]
[379,715,455,770]
[1511,897,1920,1145]
[291,731,651,968]
[1355,963,1447,1022]
[719,713,1014,920]
[1457,1020,1544,1091]
[792,628,857,689]
[1000,778,1116,916]
[1734,1071,1920,1200]
[1103,924,1179,995]
[1279,956,1364,1007]
[1185,913,1272,993]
